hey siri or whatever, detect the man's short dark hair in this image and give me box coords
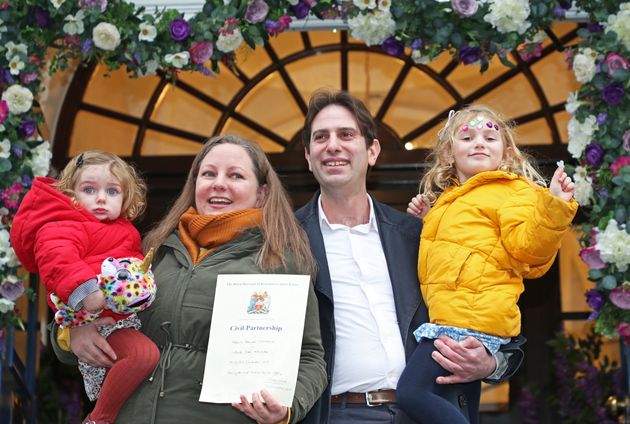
[302,89,378,152]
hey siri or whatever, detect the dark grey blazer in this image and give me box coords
[296,192,525,424]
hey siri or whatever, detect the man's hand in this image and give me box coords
[232,390,288,424]
[432,335,496,384]
[70,317,117,367]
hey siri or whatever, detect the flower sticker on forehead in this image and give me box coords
[463,115,499,131]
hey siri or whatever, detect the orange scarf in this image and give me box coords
[178,207,263,264]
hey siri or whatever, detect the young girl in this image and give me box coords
[10,151,160,424]
[396,105,578,423]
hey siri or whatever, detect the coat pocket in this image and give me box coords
[425,243,472,290]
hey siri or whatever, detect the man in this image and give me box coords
[295,89,524,424]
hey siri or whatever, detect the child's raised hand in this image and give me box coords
[549,165,575,202]
[83,290,106,313]
[407,194,431,219]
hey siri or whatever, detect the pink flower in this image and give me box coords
[219,17,239,36]
[619,322,630,346]
[604,52,629,78]
[189,41,213,64]
[1,183,24,210]
[610,285,630,310]
[0,100,8,124]
[610,156,630,176]
[579,247,607,269]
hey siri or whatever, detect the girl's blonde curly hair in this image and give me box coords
[419,104,547,205]
[53,150,147,221]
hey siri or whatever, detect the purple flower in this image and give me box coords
[610,286,630,310]
[458,45,483,65]
[0,279,25,302]
[33,8,52,28]
[604,53,629,78]
[580,247,607,270]
[410,38,423,50]
[292,1,311,19]
[1,69,15,86]
[586,289,605,315]
[623,129,630,152]
[189,41,214,64]
[596,112,607,125]
[22,175,32,186]
[11,145,23,158]
[78,0,107,12]
[451,0,478,17]
[82,39,94,55]
[245,0,269,24]
[264,16,291,36]
[597,187,609,200]
[169,18,191,42]
[19,72,38,85]
[553,6,566,17]
[18,119,36,138]
[586,23,603,33]
[601,83,625,105]
[585,142,605,166]
[382,37,404,57]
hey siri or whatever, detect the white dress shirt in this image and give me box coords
[318,195,407,395]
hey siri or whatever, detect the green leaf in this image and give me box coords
[602,275,617,289]
[0,159,12,172]
[588,269,605,281]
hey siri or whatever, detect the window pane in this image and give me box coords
[478,74,539,119]
[286,52,342,100]
[69,111,136,156]
[177,64,243,105]
[223,118,284,153]
[348,52,404,115]
[151,85,220,136]
[142,130,202,156]
[84,65,159,118]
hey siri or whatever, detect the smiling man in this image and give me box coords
[295,89,525,424]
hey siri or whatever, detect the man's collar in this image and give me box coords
[317,194,378,232]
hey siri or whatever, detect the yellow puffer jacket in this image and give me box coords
[418,171,578,338]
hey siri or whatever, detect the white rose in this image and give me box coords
[29,140,52,177]
[411,50,430,65]
[138,56,160,77]
[572,48,597,83]
[483,0,531,34]
[139,22,157,42]
[0,229,14,268]
[605,3,630,51]
[164,51,190,69]
[565,91,581,115]
[93,22,121,51]
[50,0,65,9]
[0,138,10,159]
[216,29,244,53]
[63,10,85,35]
[0,298,15,313]
[286,0,299,5]
[567,115,597,159]
[1,85,34,115]
[596,219,630,272]
[348,10,396,46]
[572,171,593,206]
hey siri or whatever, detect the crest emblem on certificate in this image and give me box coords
[247,291,270,314]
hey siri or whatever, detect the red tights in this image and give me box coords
[89,328,160,423]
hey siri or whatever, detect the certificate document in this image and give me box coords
[199,274,310,406]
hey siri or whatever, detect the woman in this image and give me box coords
[59,135,327,423]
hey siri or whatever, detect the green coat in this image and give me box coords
[56,228,326,423]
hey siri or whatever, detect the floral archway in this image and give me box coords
[0,0,628,354]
